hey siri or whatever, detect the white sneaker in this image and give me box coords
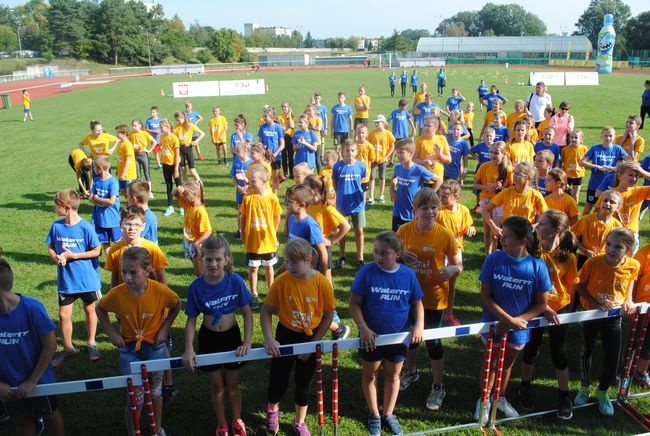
[474,398,491,426]
[367,197,374,206]
[496,397,519,418]
[425,384,446,410]
[399,370,419,391]
[163,206,174,217]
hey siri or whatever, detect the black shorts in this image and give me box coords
[361,182,369,192]
[271,160,282,170]
[58,291,101,307]
[392,216,410,232]
[333,132,348,147]
[179,145,196,169]
[4,395,59,418]
[408,309,444,350]
[198,324,246,372]
[359,343,408,363]
[568,177,583,187]
[586,189,597,205]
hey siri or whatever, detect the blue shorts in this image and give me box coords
[119,179,135,190]
[95,225,122,244]
[184,238,197,258]
[359,343,408,363]
[23,108,30,113]
[118,341,167,375]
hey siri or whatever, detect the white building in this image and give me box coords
[244,23,293,37]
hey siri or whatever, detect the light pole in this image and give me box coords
[139,25,152,67]
[9,9,22,52]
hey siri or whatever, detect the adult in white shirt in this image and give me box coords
[526,82,553,127]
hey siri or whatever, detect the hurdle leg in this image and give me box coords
[316,344,324,436]
[126,378,141,436]
[488,333,508,434]
[478,328,495,433]
[618,308,641,402]
[140,364,159,435]
[332,343,339,436]
[629,307,650,382]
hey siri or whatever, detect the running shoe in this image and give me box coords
[87,343,100,361]
[474,398,491,426]
[443,314,461,327]
[265,407,279,435]
[249,296,260,311]
[216,423,229,436]
[426,384,446,411]
[634,371,650,388]
[333,323,350,340]
[292,422,310,436]
[557,395,573,420]
[367,197,374,206]
[367,414,381,436]
[52,348,78,368]
[378,195,385,204]
[573,385,590,406]
[595,389,614,416]
[399,370,419,391]
[381,414,403,436]
[496,397,519,418]
[231,420,247,436]
[163,206,174,217]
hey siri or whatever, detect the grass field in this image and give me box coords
[0,65,648,435]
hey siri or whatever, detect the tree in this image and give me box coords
[303,31,313,48]
[379,30,415,53]
[624,11,650,50]
[208,28,246,62]
[189,22,213,47]
[160,14,194,62]
[400,29,430,41]
[574,0,632,47]
[437,11,481,36]
[46,0,96,58]
[93,0,142,65]
[478,3,546,36]
[0,24,17,51]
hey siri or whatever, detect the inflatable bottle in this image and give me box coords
[595,14,615,74]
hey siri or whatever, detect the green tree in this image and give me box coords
[623,11,650,50]
[93,0,143,65]
[478,3,546,36]
[160,14,194,62]
[574,0,631,47]
[400,29,430,41]
[0,24,17,51]
[208,28,246,62]
[46,0,96,58]
[303,31,314,48]
[189,22,213,47]
[437,11,481,36]
[379,30,414,53]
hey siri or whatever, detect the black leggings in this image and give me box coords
[641,105,650,129]
[267,323,316,407]
[401,83,407,97]
[69,155,91,193]
[281,134,294,176]
[390,84,395,97]
[162,164,181,207]
[135,151,151,181]
[179,145,195,169]
[522,323,570,370]
[581,317,621,390]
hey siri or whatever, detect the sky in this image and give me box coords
[2,0,648,38]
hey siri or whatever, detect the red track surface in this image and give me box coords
[0,76,113,104]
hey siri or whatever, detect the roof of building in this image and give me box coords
[416,36,592,53]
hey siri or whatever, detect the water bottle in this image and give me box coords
[595,13,616,74]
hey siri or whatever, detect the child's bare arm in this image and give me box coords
[156,296,181,344]
[96,306,125,347]
[15,331,57,398]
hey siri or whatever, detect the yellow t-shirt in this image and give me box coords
[354,95,371,119]
[22,94,30,109]
[506,112,526,137]
[368,129,396,162]
[70,149,90,174]
[98,279,179,350]
[475,162,513,200]
[594,186,650,234]
[579,255,639,309]
[208,115,228,143]
[178,198,212,242]
[561,145,588,178]
[615,134,645,160]
[240,190,281,254]
[544,192,579,220]
[159,133,180,166]
[463,112,475,130]
[396,221,459,310]
[307,203,345,237]
[413,92,427,115]
[507,140,535,164]
[490,186,547,223]
[319,167,336,203]
[308,116,323,144]
[356,141,376,183]
[265,271,335,335]
[536,119,550,139]
[415,134,450,179]
[483,109,497,126]
[633,245,650,303]
[127,131,155,153]
[572,213,622,255]
[116,140,137,181]
[277,113,295,138]
[173,123,200,145]
[528,128,540,144]
[105,239,169,284]
[82,133,118,158]
[541,251,578,311]
[245,161,273,190]
[435,204,473,251]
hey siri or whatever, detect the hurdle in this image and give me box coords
[487,333,508,435]
[477,327,494,432]
[140,364,158,435]
[316,344,324,436]
[332,343,340,436]
[126,378,141,436]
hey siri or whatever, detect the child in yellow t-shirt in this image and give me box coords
[246,142,273,191]
[209,106,229,166]
[159,120,182,216]
[115,124,137,197]
[368,115,396,205]
[96,246,181,436]
[354,124,376,194]
[506,100,527,138]
[353,85,371,128]
[319,150,338,204]
[617,114,645,161]
[533,149,554,196]
[128,119,157,196]
[464,102,476,147]
[544,169,579,225]
[508,120,535,165]
[240,164,281,310]
[22,89,33,121]
[414,116,452,184]
[173,181,212,276]
[560,130,588,202]
[574,228,639,414]
[261,238,335,435]
[80,120,118,158]
[632,244,650,386]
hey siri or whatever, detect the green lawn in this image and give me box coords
[0,65,648,435]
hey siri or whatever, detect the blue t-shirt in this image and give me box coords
[400,73,408,84]
[332,160,366,215]
[0,295,56,386]
[392,163,434,220]
[91,175,120,228]
[351,263,423,335]
[185,111,202,138]
[470,142,492,171]
[479,250,552,345]
[230,131,253,149]
[316,104,328,132]
[293,129,318,169]
[596,172,616,193]
[583,144,628,190]
[437,71,446,85]
[641,156,650,187]
[185,273,252,326]
[410,74,419,86]
[444,138,470,180]
[537,177,548,196]
[287,215,325,245]
[388,109,412,139]
[415,102,439,128]
[389,74,397,85]
[446,96,463,111]
[534,141,561,166]
[642,88,650,106]
[230,156,252,203]
[257,123,285,162]
[46,218,101,294]
[491,125,510,143]
[144,117,161,141]
[331,104,353,133]
[142,208,158,244]
[477,84,489,97]
[484,93,506,111]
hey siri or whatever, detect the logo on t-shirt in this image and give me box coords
[0,330,29,345]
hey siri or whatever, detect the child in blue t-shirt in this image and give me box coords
[470,127,497,212]
[230,142,252,240]
[332,140,367,267]
[477,79,489,111]
[445,88,466,113]
[388,99,416,166]
[491,111,510,143]
[145,106,162,169]
[482,85,508,111]
[639,155,650,220]
[258,108,286,193]
[400,69,408,97]
[230,114,254,152]
[349,231,424,436]
[390,139,436,231]
[444,123,470,182]
[410,70,419,94]
[388,71,397,97]
[534,127,561,168]
[330,91,354,147]
[314,92,328,146]
[182,236,253,435]
[292,114,319,169]
[89,155,121,250]
[579,126,628,214]
[46,189,102,368]
[0,258,65,435]
[474,215,551,425]
[415,93,440,132]
[126,181,158,244]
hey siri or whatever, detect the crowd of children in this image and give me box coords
[3,79,650,436]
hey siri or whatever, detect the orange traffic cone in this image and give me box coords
[160,89,165,97]
[265,84,269,93]
[504,77,508,85]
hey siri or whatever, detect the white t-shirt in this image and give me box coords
[527,92,553,122]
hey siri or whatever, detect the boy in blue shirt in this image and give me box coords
[482,85,508,111]
[332,140,367,267]
[388,71,397,97]
[444,124,470,183]
[126,181,158,244]
[400,69,408,97]
[46,189,102,368]
[445,88,466,113]
[145,106,162,169]
[89,155,121,252]
[491,111,510,143]
[416,93,440,133]
[185,100,205,161]
[314,92,328,147]
[534,127,561,168]
[470,128,496,212]
[331,92,354,149]
[388,99,416,166]
[390,139,436,231]
[477,79,489,112]
[0,259,65,435]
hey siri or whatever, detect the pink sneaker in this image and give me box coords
[444,314,461,326]
[292,422,311,436]
[231,420,247,436]
[216,422,229,436]
[266,408,279,435]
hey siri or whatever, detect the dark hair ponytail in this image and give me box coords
[501,216,541,257]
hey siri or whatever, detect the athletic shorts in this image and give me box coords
[359,342,408,363]
[95,225,122,244]
[392,216,411,232]
[361,182,369,192]
[481,334,525,351]
[479,197,504,217]
[4,395,59,418]
[153,144,161,154]
[370,162,386,180]
[23,108,30,113]
[184,238,198,259]
[354,118,368,128]
[119,341,167,375]
[246,252,278,267]
[333,132,348,146]
[198,324,246,372]
[409,309,444,350]
[348,210,366,228]
[179,145,195,169]
[586,189,597,205]
[58,291,101,307]
[119,179,135,190]
[567,177,582,187]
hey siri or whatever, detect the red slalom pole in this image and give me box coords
[316,344,324,436]
[479,328,495,432]
[629,307,650,379]
[488,332,508,435]
[618,307,641,401]
[126,378,141,435]
[332,343,339,436]
[140,364,158,435]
